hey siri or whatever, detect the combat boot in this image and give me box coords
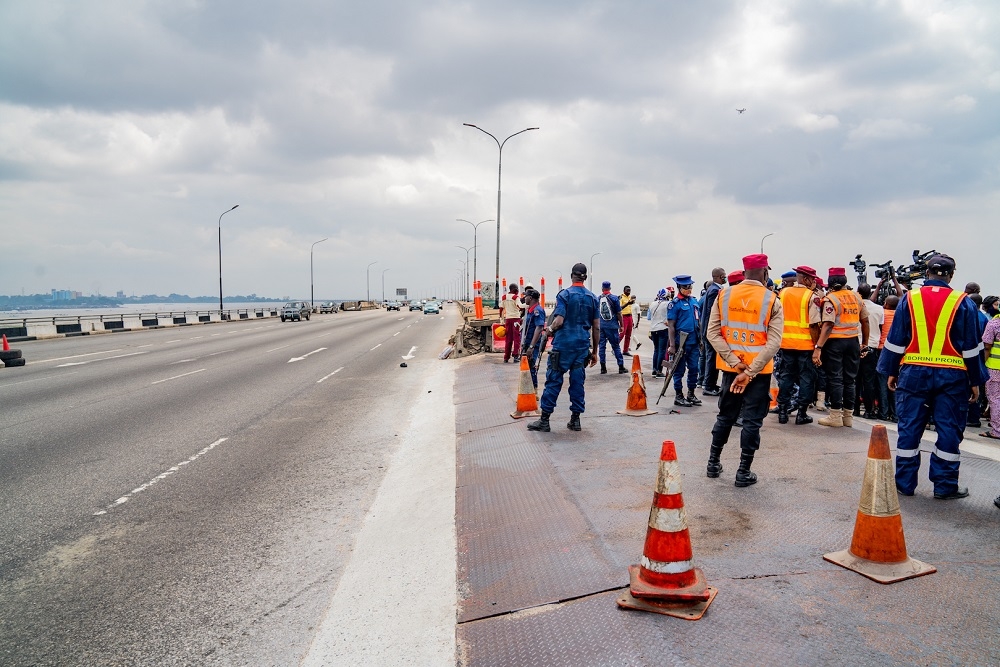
[567,412,582,431]
[527,411,551,432]
[814,391,828,412]
[735,450,758,487]
[777,405,789,424]
[706,444,724,478]
[674,392,693,407]
[795,406,813,425]
[687,389,702,406]
[842,408,853,427]
[818,410,844,428]
[618,364,628,374]
[600,363,607,374]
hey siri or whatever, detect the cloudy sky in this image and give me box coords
[1,0,997,302]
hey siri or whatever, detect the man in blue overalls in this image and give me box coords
[597,280,627,374]
[877,253,984,499]
[519,288,546,390]
[668,274,703,407]
[528,263,600,432]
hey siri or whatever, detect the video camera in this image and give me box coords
[896,249,936,287]
[848,254,868,285]
[847,249,937,305]
[871,260,895,281]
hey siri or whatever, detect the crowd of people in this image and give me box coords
[508,253,999,509]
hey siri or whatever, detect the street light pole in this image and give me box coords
[366,261,377,306]
[463,124,538,307]
[382,268,390,304]
[589,252,602,292]
[310,237,328,311]
[760,233,774,254]
[457,218,492,298]
[455,244,475,300]
[218,204,239,318]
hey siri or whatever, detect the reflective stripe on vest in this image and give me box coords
[826,290,861,339]
[716,283,774,373]
[902,287,965,369]
[780,286,813,351]
[988,314,1000,371]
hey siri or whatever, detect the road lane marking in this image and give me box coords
[170,359,196,364]
[57,351,148,367]
[137,344,153,348]
[0,371,79,387]
[394,332,400,336]
[402,346,417,360]
[93,437,229,516]
[370,344,382,351]
[266,344,291,353]
[289,348,328,363]
[192,336,204,339]
[165,339,182,343]
[151,368,206,385]
[35,348,124,364]
[206,349,233,357]
[317,367,345,383]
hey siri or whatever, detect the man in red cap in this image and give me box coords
[705,253,784,487]
[727,270,744,286]
[813,268,869,428]
[775,266,822,425]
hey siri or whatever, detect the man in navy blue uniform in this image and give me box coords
[698,267,727,396]
[528,263,600,433]
[668,274,703,407]
[877,253,984,499]
[519,288,546,390]
[597,280,627,375]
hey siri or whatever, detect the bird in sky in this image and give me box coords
[737,108,746,114]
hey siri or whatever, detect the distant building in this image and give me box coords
[51,289,75,301]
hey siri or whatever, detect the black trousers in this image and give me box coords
[857,347,879,413]
[776,349,817,410]
[822,337,860,410]
[711,371,772,453]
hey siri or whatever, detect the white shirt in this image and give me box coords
[648,300,670,332]
[864,300,884,347]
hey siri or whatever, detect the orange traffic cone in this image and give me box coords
[510,355,540,419]
[1,334,8,351]
[823,425,936,584]
[617,441,718,620]
[617,355,656,416]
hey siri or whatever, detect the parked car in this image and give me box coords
[318,301,337,314]
[386,301,401,311]
[409,302,422,311]
[423,301,440,314]
[281,301,311,322]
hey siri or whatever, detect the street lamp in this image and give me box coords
[457,218,493,296]
[366,261,378,306]
[463,124,538,307]
[589,252,602,291]
[760,233,774,254]
[455,244,475,300]
[382,268,390,304]
[218,204,239,318]
[310,237,328,311]
[456,258,470,300]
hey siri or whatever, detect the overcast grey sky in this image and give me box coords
[1,0,997,301]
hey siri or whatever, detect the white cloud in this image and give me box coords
[946,94,977,111]
[795,113,840,132]
[847,118,931,143]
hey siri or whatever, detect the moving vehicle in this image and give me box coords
[386,301,401,311]
[318,301,337,314]
[281,301,311,322]
[423,301,440,314]
[409,302,422,311]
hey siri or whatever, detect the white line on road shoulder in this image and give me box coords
[35,348,124,364]
[151,368,206,385]
[317,367,345,383]
[303,360,456,665]
[93,437,229,515]
[57,351,148,367]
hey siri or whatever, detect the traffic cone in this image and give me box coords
[2,335,8,351]
[617,355,656,416]
[510,355,540,419]
[617,441,718,620]
[823,425,936,584]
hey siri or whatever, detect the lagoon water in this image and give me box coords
[0,302,292,320]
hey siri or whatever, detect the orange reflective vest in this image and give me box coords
[825,290,861,339]
[716,283,775,373]
[780,286,814,351]
[902,287,966,369]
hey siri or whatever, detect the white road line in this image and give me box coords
[289,348,328,363]
[211,333,222,336]
[266,344,291,353]
[170,359,195,364]
[393,332,400,336]
[0,371,78,388]
[57,351,148,367]
[35,348,124,364]
[402,346,417,360]
[151,368,206,385]
[206,349,232,357]
[370,344,382,351]
[192,336,204,339]
[317,367,345,383]
[165,339,182,343]
[137,344,153,348]
[93,437,229,516]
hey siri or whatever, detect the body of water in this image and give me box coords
[0,302,310,319]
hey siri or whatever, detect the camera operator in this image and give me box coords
[854,284,884,420]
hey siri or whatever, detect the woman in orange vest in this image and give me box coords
[705,253,784,487]
[813,268,870,428]
[775,265,822,425]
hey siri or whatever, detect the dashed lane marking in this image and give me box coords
[318,367,345,383]
[151,368,206,385]
[370,344,382,351]
[93,437,228,516]
[34,349,124,364]
[165,339,182,343]
[57,351,148,367]
[289,348,328,363]
[266,344,291,353]
[393,332,400,336]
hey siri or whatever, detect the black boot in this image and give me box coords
[674,392,692,407]
[567,412,581,431]
[795,406,813,425]
[618,364,628,374]
[687,389,702,406]
[706,444,724,478]
[735,450,758,487]
[777,405,789,424]
[600,363,607,374]
[527,411,551,432]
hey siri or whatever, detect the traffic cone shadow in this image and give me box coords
[823,425,936,584]
[617,355,657,417]
[617,440,718,620]
[510,355,540,419]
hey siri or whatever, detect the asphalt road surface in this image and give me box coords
[0,308,459,666]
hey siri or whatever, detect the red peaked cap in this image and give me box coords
[828,267,847,278]
[794,265,818,279]
[742,253,770,270]
[727,270,745,285]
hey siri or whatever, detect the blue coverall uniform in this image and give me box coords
[520,304,547,389]
[668,295,701,392]
[598,292,625,368]
[540,285,599,415]
[876,280,984,496]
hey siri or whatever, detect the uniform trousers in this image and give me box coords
[672,336,700,392]
[776,349,817,410]
[710,371,772,454]
[540,347,590,414]
[599,325,624,367]
[821,337,860,410]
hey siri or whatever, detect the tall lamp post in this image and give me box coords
[218,204,239,318]
[455,244,475,300]
[366,261,378,306]
[589,252,602,292]
[457,218,492,297]
[310,237,328,311]
[463,124,538,307]
[382,268,390,304]
[760,232,774,254]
